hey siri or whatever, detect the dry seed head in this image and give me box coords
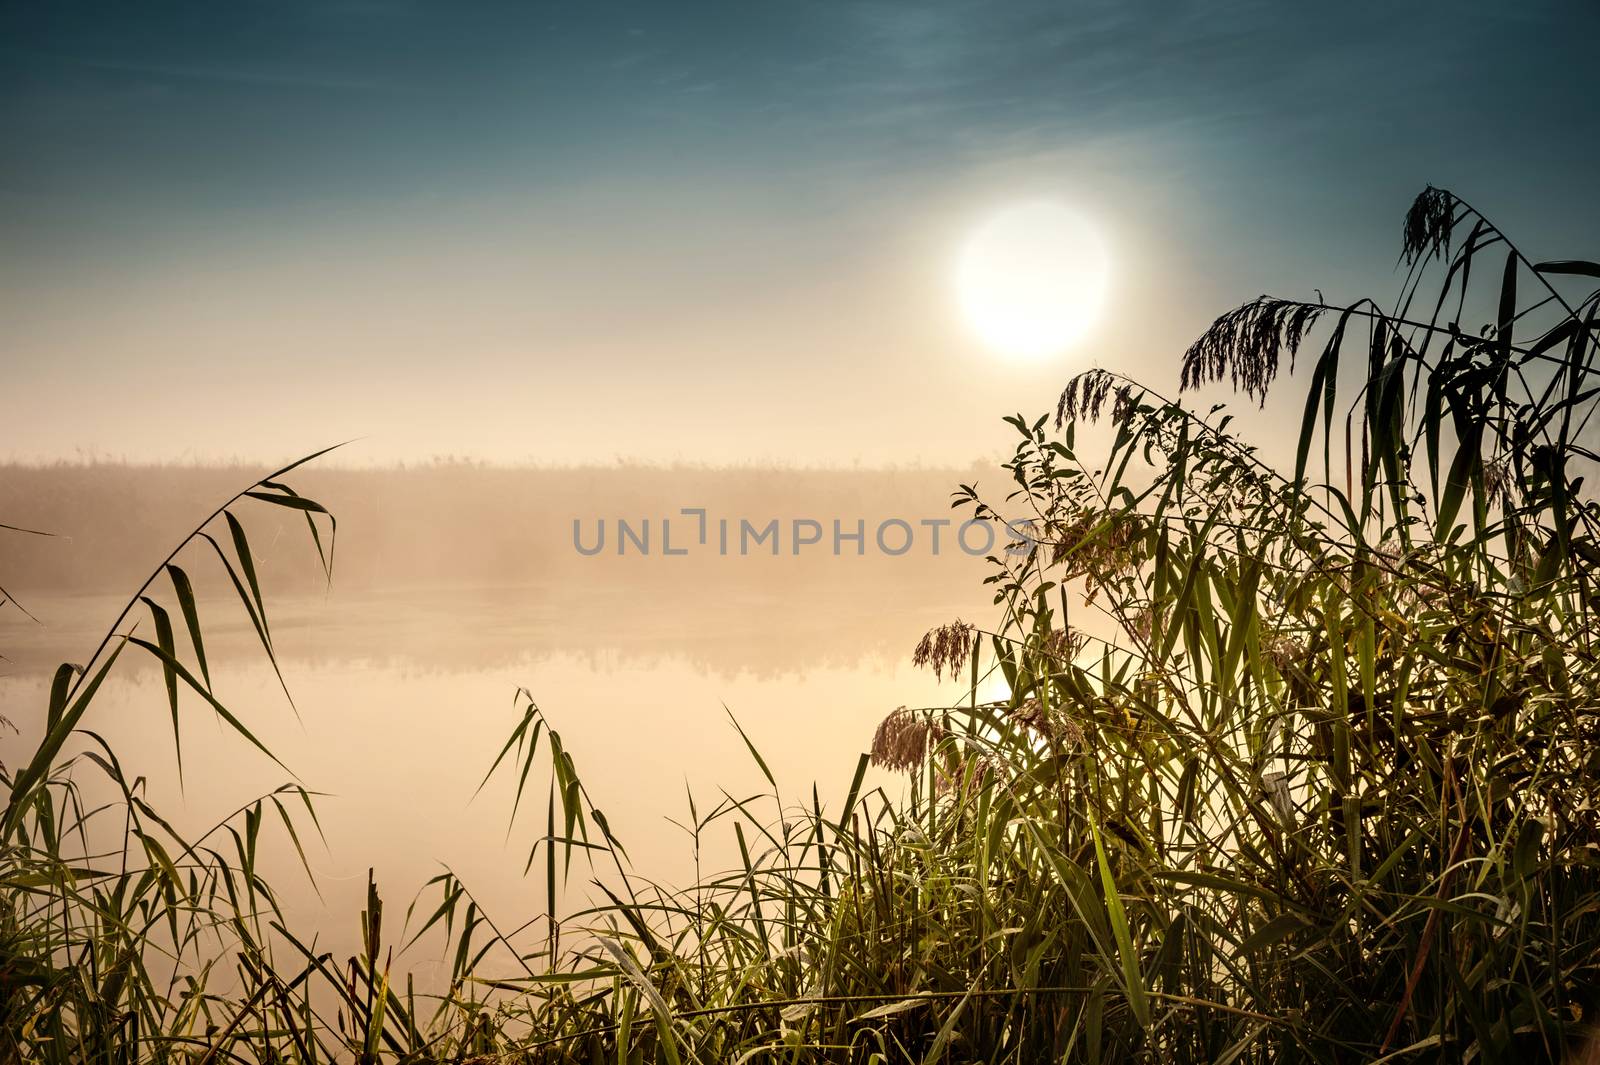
[912,619,976,681]
[964,754,1004,793]
[870,706,948,773]
[1039,627,1088,663]
[1482,457,1513,508]
[1129,603,1158,644]
[1047,508,1146,598]
[1055,369,1138,429]
[1012,696,1085,748]
[1401,185,1460,265]
[1180,296,1323,406]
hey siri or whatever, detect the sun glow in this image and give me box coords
[955,201,1109,360]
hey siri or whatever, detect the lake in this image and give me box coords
[0,463,1000,973]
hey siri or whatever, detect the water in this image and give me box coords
[1,574,989,972]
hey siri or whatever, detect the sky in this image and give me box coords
[4,0,1598,465]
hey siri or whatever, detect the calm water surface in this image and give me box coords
[1,574,988,971]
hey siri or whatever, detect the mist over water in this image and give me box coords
[0,462,998,961]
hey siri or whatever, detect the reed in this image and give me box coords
[5,186,1600,1062]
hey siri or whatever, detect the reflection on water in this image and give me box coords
[0,462,1002,678]
[0,464,1000,965]
[1,645,957,979]
[0,577,980,681]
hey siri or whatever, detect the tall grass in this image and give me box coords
[5,185,1600,1062]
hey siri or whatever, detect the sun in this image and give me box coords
[955,201,1109,360]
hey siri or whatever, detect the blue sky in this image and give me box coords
[4,1,1597,463]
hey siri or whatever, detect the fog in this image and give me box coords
[0,461,1003,966]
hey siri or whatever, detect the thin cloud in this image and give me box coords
[75,57,406,95]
